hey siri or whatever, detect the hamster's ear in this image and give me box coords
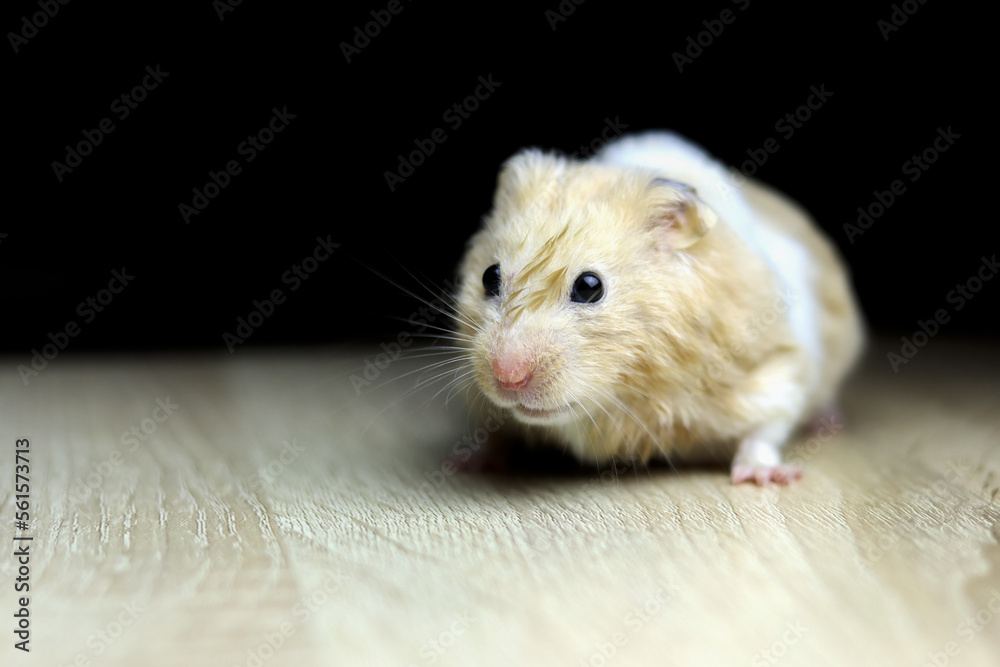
[494,149,564,208]
[646,177,718,251]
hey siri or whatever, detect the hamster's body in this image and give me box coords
[455,132,864,484]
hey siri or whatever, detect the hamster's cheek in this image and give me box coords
[561,322,631,399]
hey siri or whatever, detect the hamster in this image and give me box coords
[453,132,864,484]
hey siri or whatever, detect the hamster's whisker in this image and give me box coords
[458,387,496,448]
[356,357,475,436]
[580,390,625,438]
[362,354,470,397]
[464,375,489,413]
[408,325,479,343]
[291,347,467,407]
[388,257,446,300]
[411,359,474,389]
[614,382,661,406]
[404,366,476,414]
[413,360,476,390]
[571,394,613,456]
[589,391,648,466]
[451,302,484,337]
[359,259,481,333]
[583,389,644,461]
[413,332,475,350]
[378,317,479,342]
[602,392,678,475]
[405,326,477,340]
[393,348,472,359]
[411,370,476,413]
[404,355,477,388]
[444,373,477,406]
[432,369,478,404]
[387,257,479,328]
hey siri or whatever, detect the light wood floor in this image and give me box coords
[2,339,999,667]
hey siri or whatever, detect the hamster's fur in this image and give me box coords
[455,132,864,484]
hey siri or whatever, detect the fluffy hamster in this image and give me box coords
[454,132,864,484]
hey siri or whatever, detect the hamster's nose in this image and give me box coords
[492,357,535,391]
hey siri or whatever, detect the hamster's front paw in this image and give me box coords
[730,436,801,485]
[730,463,802,485]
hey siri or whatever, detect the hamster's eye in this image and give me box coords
[482,264,501,297]
[570,272,604,304]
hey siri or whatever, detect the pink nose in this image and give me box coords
[493,358,535,391]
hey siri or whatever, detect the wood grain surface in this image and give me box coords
[2,339,999,667]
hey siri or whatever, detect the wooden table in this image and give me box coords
[3,340,999,666]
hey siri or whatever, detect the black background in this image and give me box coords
[3,1,992,356]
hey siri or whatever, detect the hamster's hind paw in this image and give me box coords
[730,463,802,486]
[802,403,843,437]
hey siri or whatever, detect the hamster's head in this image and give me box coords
[455,149,720,442]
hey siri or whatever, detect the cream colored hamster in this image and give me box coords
[454,132,864,484]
